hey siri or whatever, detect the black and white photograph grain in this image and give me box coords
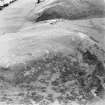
[0,0,105,105]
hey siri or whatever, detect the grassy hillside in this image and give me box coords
[0,0,105,105]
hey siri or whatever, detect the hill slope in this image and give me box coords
[0,0,105,105]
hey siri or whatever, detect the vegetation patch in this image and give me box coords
[13,45,105,105]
